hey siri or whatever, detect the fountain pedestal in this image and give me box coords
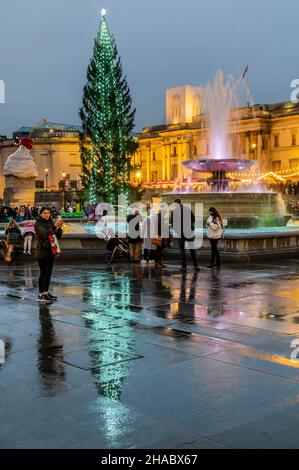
[4,176,36,207]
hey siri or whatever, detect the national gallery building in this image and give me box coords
[136,86,299,189]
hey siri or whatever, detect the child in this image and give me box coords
[5,219,22,256]
[23,220,36,255]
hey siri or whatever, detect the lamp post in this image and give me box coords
[136,171,141,184]
[45,168,49,190]
[251,143,257,160]
[62,172,66,211]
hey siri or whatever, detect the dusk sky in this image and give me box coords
[0,0,297,136]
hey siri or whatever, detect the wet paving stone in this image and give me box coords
[1,259,299,448]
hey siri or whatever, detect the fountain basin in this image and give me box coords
[161,191,291,228]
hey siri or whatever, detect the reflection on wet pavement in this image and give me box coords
[1,260,299,448]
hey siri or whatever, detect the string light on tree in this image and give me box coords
[79,10,138,204]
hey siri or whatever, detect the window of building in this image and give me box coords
[232,137,237,156]
[292,134,297,146]
[152,151,156,162]
[173,146,177,157]
[272,160,281,172]
[289,159,298,169]
[35,180,45,189]
[70,180,77,189]
[171,164,178,180]
[193,145,197,156]
[151,171,157,183]
[274,134,279,148]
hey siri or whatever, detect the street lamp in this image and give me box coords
[45,168,49,190]
[62,172,66,210]
[136,171,141,183]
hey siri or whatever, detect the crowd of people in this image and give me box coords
[0,200,225,304]
[0,205,61,223]
[269,181,299,197]
[124,200,223,271]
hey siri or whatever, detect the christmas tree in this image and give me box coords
[79,9,138,204]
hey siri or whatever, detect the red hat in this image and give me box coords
[19,137,34,150]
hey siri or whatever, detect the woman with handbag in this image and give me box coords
[206,207,223,268]
[35,207,63,304]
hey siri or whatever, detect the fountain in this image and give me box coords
[162,71,291,228]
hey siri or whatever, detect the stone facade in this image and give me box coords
[137,94,299,184]
[0,123,82,201]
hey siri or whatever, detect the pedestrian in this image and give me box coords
[127,209,142,262]
[140,207,156,265]
[206,207,223,268]
[35,207,63,304]
[24,205,32,220]
[5,219,22,257]
[171,199,199,272]
[153,209,167,269]
[23,220,36,255]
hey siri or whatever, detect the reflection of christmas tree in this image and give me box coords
[79,10,138,204]
[82,272,136,401]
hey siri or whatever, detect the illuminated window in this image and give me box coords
[172,164,178,179]
[274,135,279,148]
[292,134,297,146]
[289,158,298,169]
[151,171,157,182]
[272,160,281,171]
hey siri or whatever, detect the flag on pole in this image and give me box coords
[241,65,249,80]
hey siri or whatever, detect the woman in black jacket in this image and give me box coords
[35,207,63,304]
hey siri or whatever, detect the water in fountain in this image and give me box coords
[162,70,291,228]
[200,70,253,160]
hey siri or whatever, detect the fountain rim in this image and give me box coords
[182,157,257,173]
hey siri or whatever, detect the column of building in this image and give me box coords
[245,132,250,159]
[177,137,183,178]
[162,141,167,181]
[257,131,263,167]
[146,142,151,182]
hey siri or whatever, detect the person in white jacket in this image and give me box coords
[140,207,156,265]
[206,207,223,268]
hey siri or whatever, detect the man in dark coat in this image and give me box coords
[171,199,199,271]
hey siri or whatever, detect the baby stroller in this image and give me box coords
[102,225,130,264]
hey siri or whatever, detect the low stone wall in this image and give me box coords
[1,232,297,262]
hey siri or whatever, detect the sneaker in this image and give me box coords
[140,259,147,266]
[47,292,58,301]
[149,260,155,265]
[28,252,32,256]
[37,294,53,304]
[23,251,27,255]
